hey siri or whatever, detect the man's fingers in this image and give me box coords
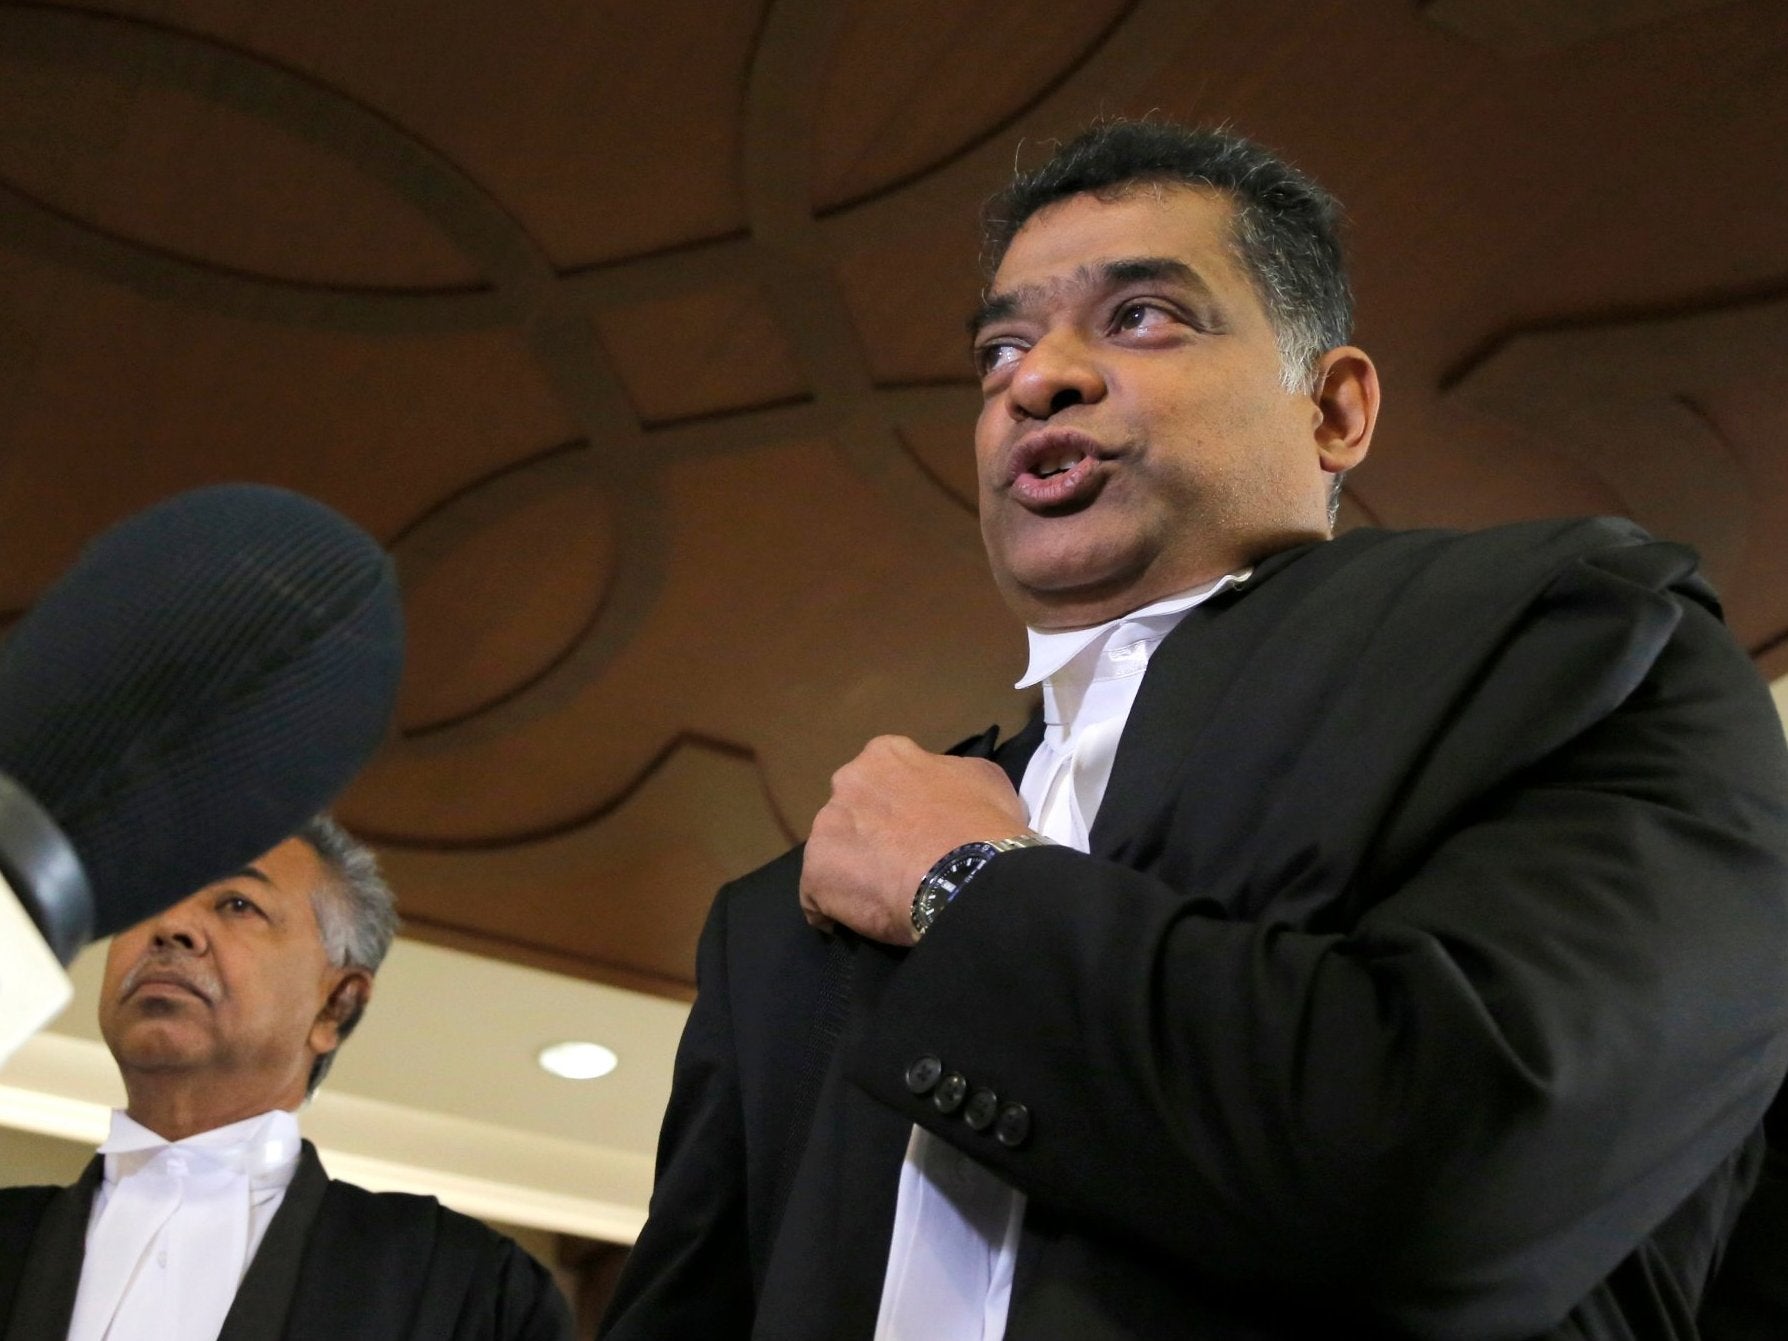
[804,736,1025,946]
[798,849,837,934]
[799,882,836,933]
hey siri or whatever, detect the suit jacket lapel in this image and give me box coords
[946,716,1042,783]
[4,1157,101,1341]
[218,1141,329,1341]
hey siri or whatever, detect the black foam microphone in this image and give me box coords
[0,483,404,968]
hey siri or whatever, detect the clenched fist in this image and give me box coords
[799,735,1030,944]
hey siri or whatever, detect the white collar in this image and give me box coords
[1016,571,1250,691]
[99,1109,302,1182]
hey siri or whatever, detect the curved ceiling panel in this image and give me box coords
[0,249,572,601]
[1423,0,1747,53]
[0,8,477,288]
[395,452,616,734]
[811,0,1132,213]
[832,230,984,386]
[1442,290,1788,590]
[591,281,810,426]
[364,734,795,992]
[895,420,978,516]
[1694,374,1788,662]
[82,0,770,268]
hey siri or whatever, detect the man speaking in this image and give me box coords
[602,122,1788,1338]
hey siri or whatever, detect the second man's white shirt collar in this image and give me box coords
[98,1108,303,1185]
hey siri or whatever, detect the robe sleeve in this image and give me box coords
[479,1233,577,1341]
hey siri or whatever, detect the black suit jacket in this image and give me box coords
[0,1141,575,1340]
[602,520,1788,1340]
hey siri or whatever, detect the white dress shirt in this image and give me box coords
[68,1108,303,1341]
[875,573,1248,1340]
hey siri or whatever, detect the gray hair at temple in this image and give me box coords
[293,814,398,1095]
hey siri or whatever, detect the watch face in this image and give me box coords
[912,841,1003,938]
[938,854,978,897]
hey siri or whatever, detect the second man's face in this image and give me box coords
[971,186,1342,629]
[98,837,353,1112]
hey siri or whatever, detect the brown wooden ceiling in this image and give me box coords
[3,0,1786,998]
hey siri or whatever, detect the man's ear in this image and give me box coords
[1311,345,1379,475]
[310,969,373,1056]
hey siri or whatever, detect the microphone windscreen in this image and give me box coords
[0,484,403,940]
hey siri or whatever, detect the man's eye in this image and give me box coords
[975,341,1024,378]
[218,895,261,916]
[1114,301,1166,332]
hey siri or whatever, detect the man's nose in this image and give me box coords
[147,906,206,953]
[1007,330,1106,419]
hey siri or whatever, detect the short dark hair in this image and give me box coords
[982,121,1353,394]
[294,814,397,1095]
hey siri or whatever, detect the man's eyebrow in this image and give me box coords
[968,257,1214,337]
[226,865,274,887]
[1101,256,1208,293]
[968,291,1019,338]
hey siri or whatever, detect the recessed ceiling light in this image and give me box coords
[537,1040,618,1080]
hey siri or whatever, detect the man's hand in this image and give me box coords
[799,735,1029,945]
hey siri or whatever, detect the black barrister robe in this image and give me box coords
[0,1141,575,1340]
[602,518,1788,1341]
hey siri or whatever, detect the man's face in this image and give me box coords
[971,185,1363,628]
[99,837,357,1114]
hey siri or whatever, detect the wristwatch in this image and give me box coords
[910,834,1053,940]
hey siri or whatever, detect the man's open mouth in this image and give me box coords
[1009,432,1108,507]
